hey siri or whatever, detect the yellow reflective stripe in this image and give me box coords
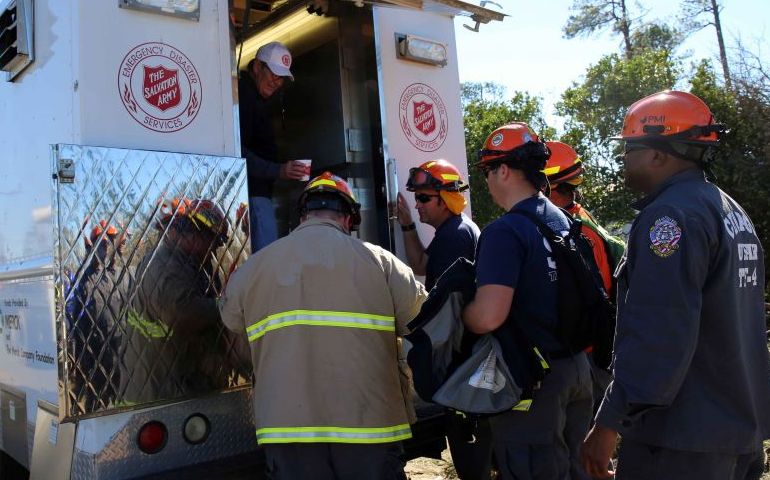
[256,424,412,444]
[542,166,560,176]
[191,211,214,229]
[309,178,337,189]
[440,173,460,181]
[246,310,395,342]
[512,399,532,412]
[425,161,436,168]
[126,310,172,339]
[533,347,550,370]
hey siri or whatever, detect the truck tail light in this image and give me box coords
[182,413,210,445]
[137,421,167,454]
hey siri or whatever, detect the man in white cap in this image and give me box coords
[239,41,309,252]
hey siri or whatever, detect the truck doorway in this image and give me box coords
[238,4,390,249]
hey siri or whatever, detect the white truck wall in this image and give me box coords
[0,0,238,469]
[373,6,471,260]
[77,1,237,156]
[0,1,75,263]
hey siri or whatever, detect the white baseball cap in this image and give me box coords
[256,42,294,81]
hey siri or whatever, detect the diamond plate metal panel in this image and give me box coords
[52,144,251,419]
[69,388,258,480]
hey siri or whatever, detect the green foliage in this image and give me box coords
[461,82,554,228]
[689,60,770,286]
[563,0,632,56]
[556,49,680,224]
[630,23,684,54]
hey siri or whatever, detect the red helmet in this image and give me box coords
[544,141,584,186]
[476,122,550,169]
[299,172,361,228]
[615,90,725,145]
[406,159,468,192]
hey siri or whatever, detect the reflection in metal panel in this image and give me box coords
[52,144,250,419]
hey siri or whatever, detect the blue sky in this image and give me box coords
[453,0,769,128]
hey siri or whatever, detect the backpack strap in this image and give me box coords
[509,207,582,243]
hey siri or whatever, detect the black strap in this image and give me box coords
[508,207,582,242]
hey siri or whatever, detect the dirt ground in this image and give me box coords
[406,447,770,480]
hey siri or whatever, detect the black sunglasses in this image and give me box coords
[415,193,440,204]
[479,163,501,179]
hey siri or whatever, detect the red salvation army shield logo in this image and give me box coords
[118,42,202,133]
[413,101,436,135]
[399,83,448,152]
[142,65,181,111]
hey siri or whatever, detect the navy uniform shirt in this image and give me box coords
[476,193,570,352]
[424,213,480,290]
[596,169,770,454]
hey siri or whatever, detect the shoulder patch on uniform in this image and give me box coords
[649,216,682,258]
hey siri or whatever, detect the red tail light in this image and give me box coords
[137,421,167,454]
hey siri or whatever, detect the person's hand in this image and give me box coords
[581,424,618,479]
[279,160,309,181]
[396,192,414,226]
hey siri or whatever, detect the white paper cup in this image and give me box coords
[296,159,312,181]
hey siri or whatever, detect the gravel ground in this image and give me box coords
[405,449,458,480]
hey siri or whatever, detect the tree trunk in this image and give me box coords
[619,0,633,58]
[710,0,731,89]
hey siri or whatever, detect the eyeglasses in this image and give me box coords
[479,164,500,179]
[414,193,440,204]
[623,143,649,155]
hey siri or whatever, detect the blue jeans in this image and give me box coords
[249,196,278,253]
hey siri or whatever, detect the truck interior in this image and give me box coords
[231,0,503,247]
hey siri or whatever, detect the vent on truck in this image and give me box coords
[0,0,34,82]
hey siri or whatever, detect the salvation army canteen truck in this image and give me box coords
[0,0,503,478]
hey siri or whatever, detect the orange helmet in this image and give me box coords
[476,122,550,169]
[85,220,125,248]
[406,159,469,192]
[157,197,228,241]
[615,90,725,145]
[157,197,192,227]
[298,172,361,228]
[544,141,584,186]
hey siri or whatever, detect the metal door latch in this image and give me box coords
[56,158,75,183]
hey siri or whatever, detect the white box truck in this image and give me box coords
[0,0,503,478]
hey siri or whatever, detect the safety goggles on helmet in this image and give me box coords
[406,159,469,192]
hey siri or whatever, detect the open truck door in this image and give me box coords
[0,0,503,478]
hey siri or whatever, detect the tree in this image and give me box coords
[690,60,770,286]
[680,0,731,88]
[630,23,684,54]
[461,82,554,228]
[556,49,680,224]
[564,0,633,58]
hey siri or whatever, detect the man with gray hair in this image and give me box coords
[239,41,309,252]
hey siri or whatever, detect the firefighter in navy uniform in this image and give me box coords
[581,91,770,480]
[462,123,593,480]
[219,172,427,480]
[396,159,487,480]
